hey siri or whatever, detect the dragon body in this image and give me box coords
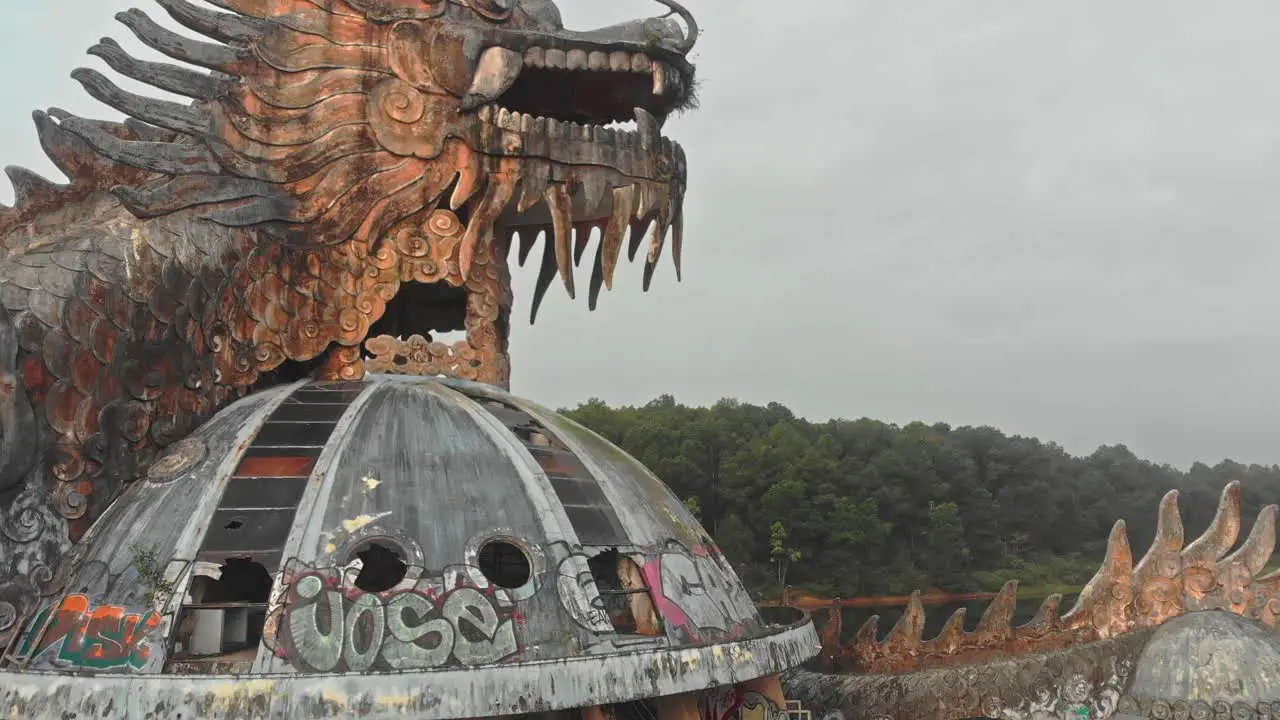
[786,481,1280,718]
[0,0,697,647]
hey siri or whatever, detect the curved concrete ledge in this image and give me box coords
[1,620,820,720]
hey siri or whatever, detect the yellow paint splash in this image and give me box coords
[342,511,392,534]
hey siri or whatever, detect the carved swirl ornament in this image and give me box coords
[146,437,207,484]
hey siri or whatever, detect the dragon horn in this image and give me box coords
[649,0,699,55]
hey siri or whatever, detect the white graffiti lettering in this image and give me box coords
[282,573,520,672]
[554,553,613,633]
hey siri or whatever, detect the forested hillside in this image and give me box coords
[562,395,1280,599]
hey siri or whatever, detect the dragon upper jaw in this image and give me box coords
[441,32,693,310]
[461,32,692,187]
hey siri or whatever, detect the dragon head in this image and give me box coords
[46,0,697,388]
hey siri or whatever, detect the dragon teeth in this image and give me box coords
[525,47,659,75]
[520,46,674,100]
[482,106,665,152]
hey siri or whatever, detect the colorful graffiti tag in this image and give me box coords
[278,571,523,672]
[640,542,760,643]
[14,594,161,671]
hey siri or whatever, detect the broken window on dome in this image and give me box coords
[350,542,409,593]
[587,549,662,636]
[166,557,272,672]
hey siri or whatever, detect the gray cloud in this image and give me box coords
[1,0,1278,468]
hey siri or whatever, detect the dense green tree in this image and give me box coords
[561,396,1276,597]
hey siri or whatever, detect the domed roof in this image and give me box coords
[3,376,817,718]
[1127,610,1280,706]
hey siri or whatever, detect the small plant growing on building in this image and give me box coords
[131,543,176,606]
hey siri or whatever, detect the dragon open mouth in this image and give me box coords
[497,49,687,126]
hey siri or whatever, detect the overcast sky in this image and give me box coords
[3,1,1280,469]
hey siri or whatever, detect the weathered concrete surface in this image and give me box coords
[1,619,818,719]
[783,629,1153,720]
[1128,610,1280,703]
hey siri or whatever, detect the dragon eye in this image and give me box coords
[463,0,513,21]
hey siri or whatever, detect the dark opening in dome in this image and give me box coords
[478,540,532,588]
[352,543,408,593]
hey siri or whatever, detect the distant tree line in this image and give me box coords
[562,395,1278,599]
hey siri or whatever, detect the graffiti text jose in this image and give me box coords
[281,574,521,672]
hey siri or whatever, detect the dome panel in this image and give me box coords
[303,382,550,569]
[1129,611,1280,702]
[12,384,296,673]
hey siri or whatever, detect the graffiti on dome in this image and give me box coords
[14,594,162,672]
[275,568,523,672]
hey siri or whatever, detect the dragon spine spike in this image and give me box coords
[974,580,1017,635]
[854,615,879,646]
[59,116,221,175]
[116,8,249,73]
[1132,488,1183,588]
[920,608,966,655]
[1023,592,1061,633]
[154,0,270,44]
[1060,519,1132,631]
[1182,479,1241,565]
[841,481,1280,675]
[4,167,66,210]
[88,38,227,101]
[1218,503,1276,578]
[70,68,210,137]
[880,591,926,651]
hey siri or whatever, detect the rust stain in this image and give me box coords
[235,456,316,478]
[762,591,1001,611]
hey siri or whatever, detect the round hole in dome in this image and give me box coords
[477,539,531,589]
[347,541,408,593]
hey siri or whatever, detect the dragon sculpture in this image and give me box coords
[2,2,1272,717]
[0,0,695,646]
[785,480,1280,719]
